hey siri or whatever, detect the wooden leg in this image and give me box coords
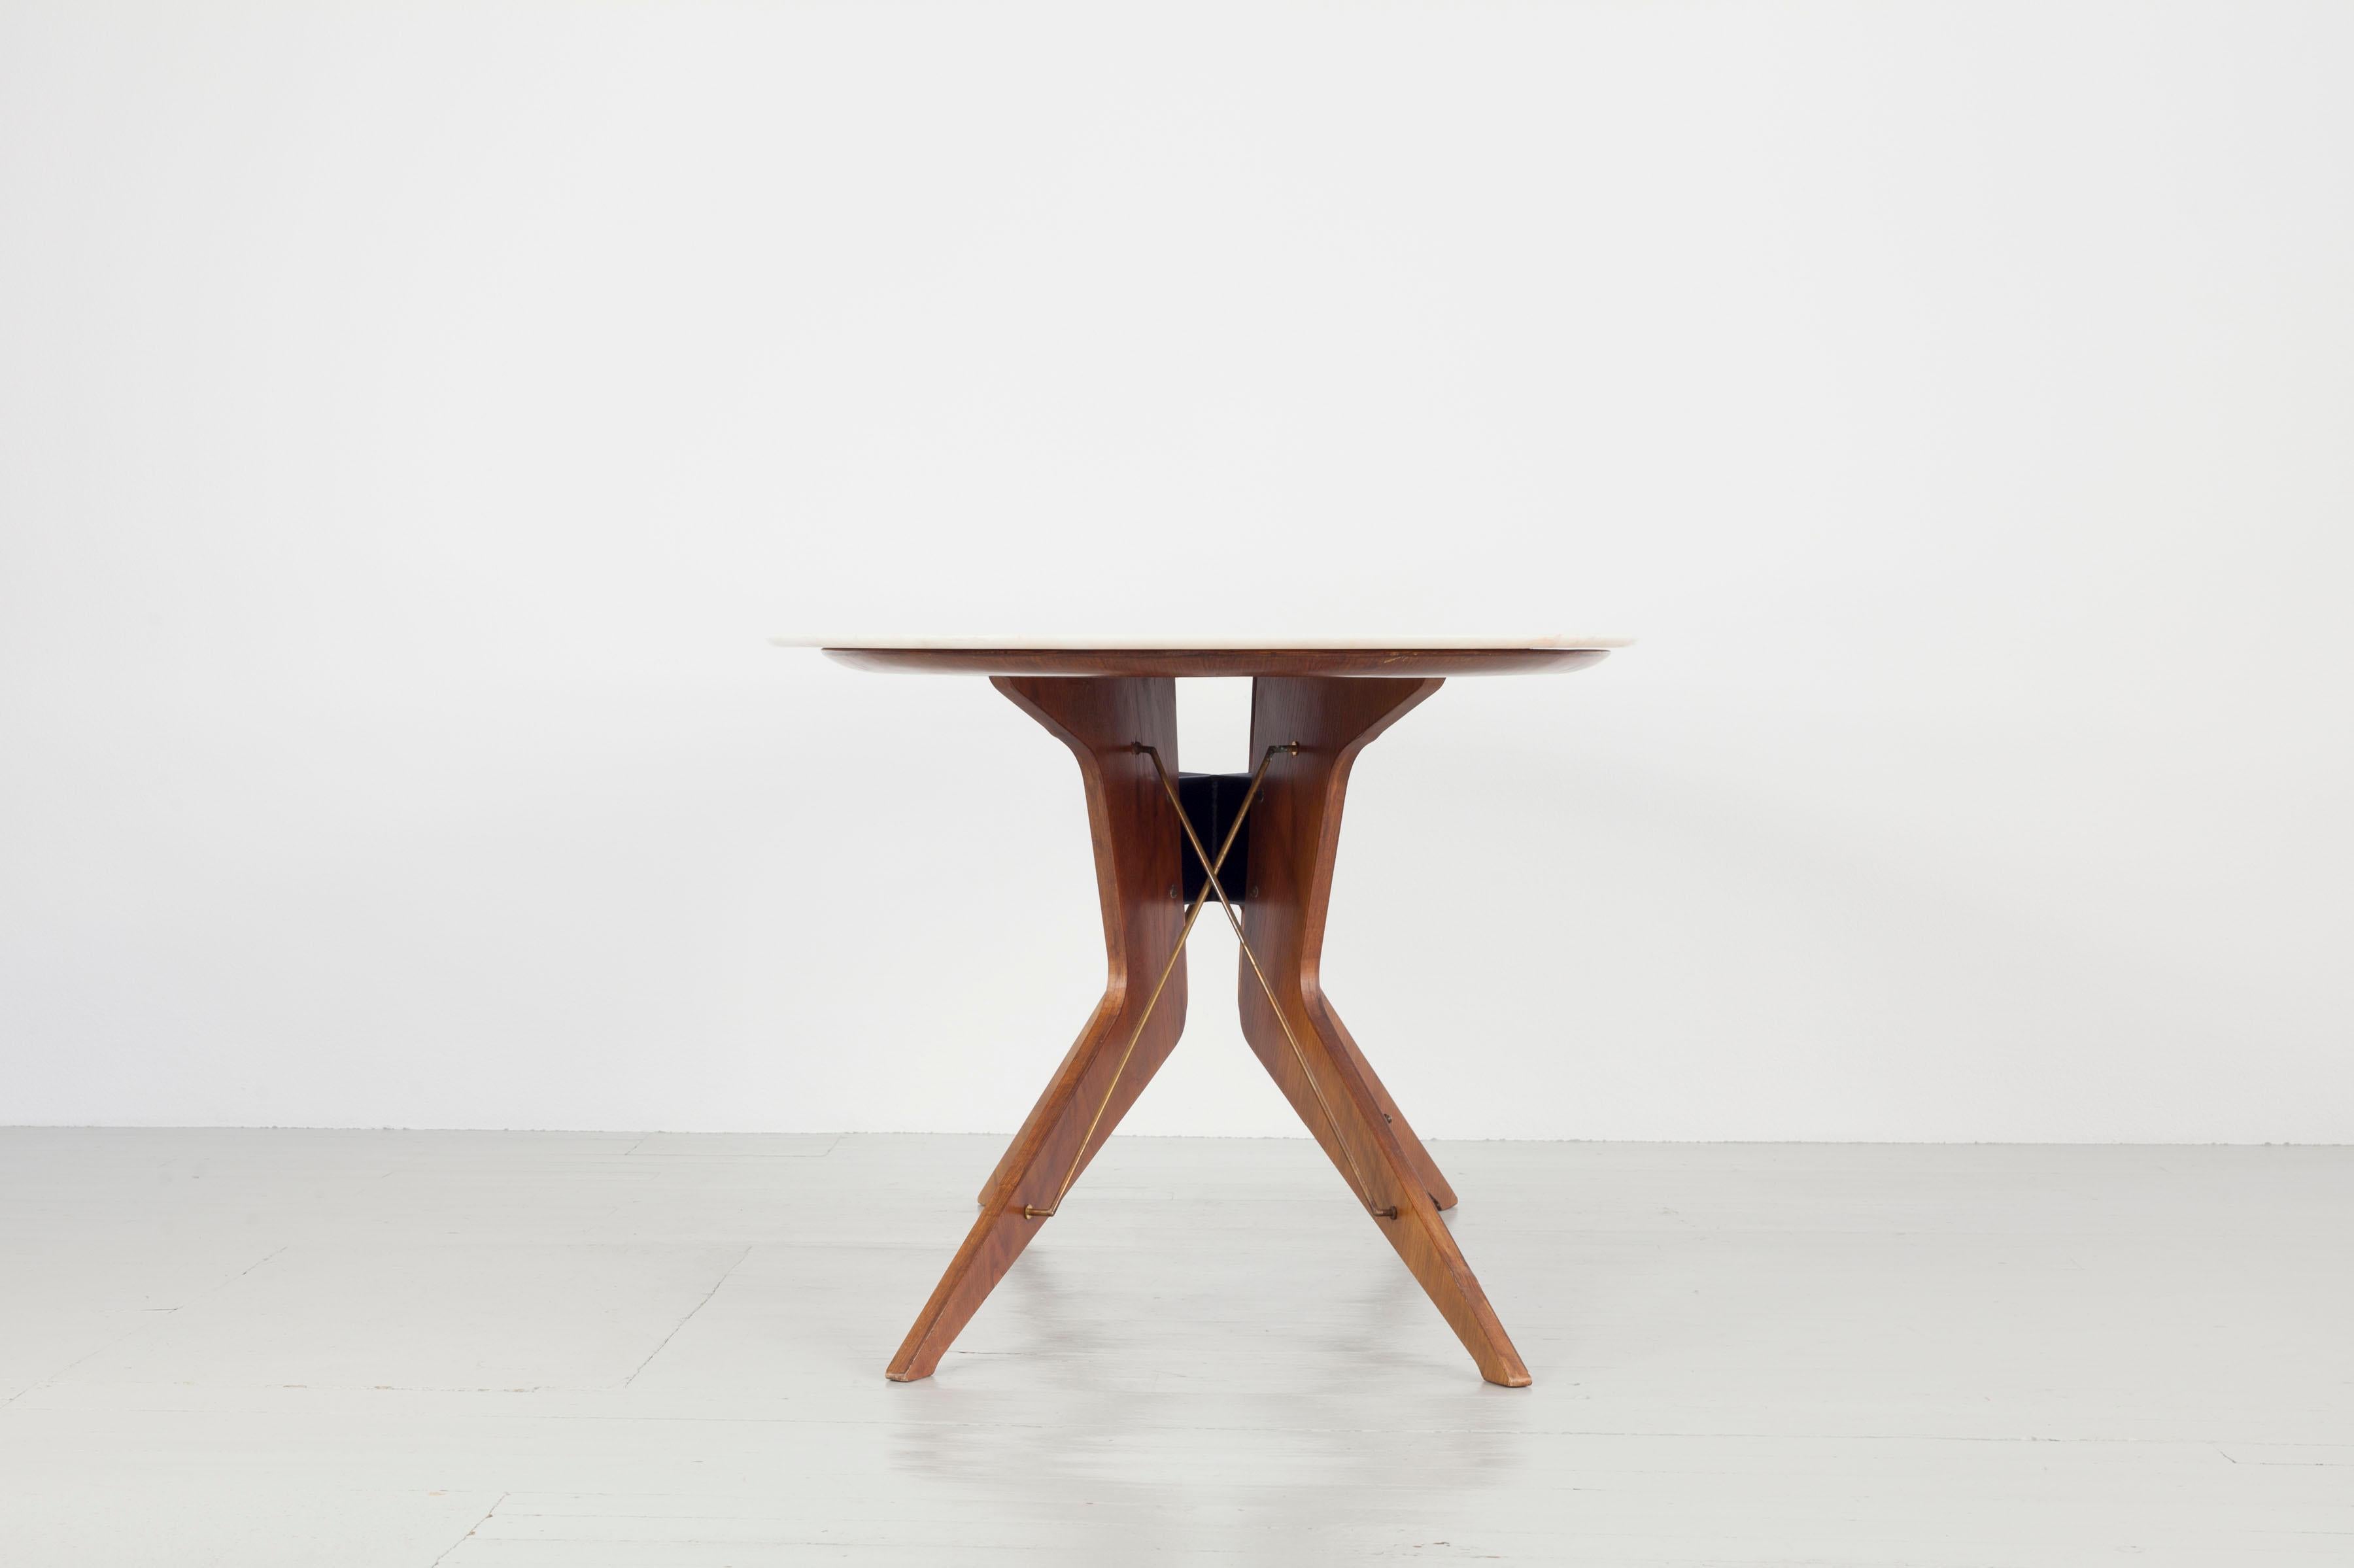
[1235,675,1531,1387]
[887,675,1188,1382]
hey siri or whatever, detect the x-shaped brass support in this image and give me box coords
[1019,739,1386,1219]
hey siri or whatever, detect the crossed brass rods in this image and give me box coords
[1141,744,1395,1221]
[1017,743,1286,1220]
[1017,741,1397,1223]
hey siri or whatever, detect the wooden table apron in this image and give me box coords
[841,649,1611,1387]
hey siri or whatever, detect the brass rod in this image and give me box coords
[1018,741,1289,1219]
[1142,745,1397,1221]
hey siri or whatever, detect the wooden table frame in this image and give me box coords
[819,646,1614,1386]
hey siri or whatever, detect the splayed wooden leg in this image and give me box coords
[1234,674,1529,1386]
[887,675,1187,1382]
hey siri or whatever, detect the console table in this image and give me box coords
[783,638,1625,1385]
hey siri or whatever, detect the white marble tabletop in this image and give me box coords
[771,634,1631,649]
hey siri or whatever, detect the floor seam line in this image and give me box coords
[428,1491,507,1565]
[621,1246,753,1388]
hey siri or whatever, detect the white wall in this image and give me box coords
[3,1,2349,1140]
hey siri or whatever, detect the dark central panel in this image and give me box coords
[1176,771,1254,906]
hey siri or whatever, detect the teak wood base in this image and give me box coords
[884,673,1532,1388]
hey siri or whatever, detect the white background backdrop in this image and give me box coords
[3,1,2349,1140]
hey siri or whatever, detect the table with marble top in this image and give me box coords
[776,636,1629,1386]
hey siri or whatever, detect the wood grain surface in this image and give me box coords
[1237,675,1531,1386]
[885,670,1546,1386]
[886,675,1189,1382]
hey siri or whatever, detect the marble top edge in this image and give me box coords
[770,635,1633,650]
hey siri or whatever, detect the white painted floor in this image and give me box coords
[1,1131,2348,1565]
